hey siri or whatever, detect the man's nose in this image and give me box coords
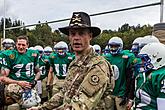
[19,45,24,48]
[73,33,81,39]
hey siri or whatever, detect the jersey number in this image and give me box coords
[14,63,34,78]
[54,64,67,76]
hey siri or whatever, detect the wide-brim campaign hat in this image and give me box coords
[59,12,101,37]
[153,23,165,31]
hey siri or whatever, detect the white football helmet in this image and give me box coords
[139,43,165,70]
[92,44,101,54]
[2,38,15,50]
[28,47,35,50]
[44,46,53,56]
[34,45,44,54]
[108,37,123,55]
[21,89,41,108]
[54,41,68,56]
[131,37,144,55]
[138,35,160,53]
[143,35,160,44]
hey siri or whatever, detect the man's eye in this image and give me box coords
[78,32,84,36]
[18,44,25,46]
[70,32,76,36]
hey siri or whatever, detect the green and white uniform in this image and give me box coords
[39,55,50,80]
[49,52,75,79]
[135,67,165,110]
[104,50,136,97]
[2,49,39,82]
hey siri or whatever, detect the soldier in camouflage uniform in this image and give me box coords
[0,36,41,109]
[28,12,114,110]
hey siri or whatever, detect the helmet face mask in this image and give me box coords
[104,45,110,55]
[109,43,122,55]
[136,54,154,72]
[131,43,139,54]
[55,48,67,56]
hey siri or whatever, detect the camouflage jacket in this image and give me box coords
[39,48,114,110]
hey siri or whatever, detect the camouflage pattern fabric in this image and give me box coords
[5,84,23,105]
[37,48,114,110]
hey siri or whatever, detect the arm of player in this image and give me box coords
[34,67,41,81]
[47,66,54,85]
[0,76,31,88]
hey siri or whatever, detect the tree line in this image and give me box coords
[0,18,153,50]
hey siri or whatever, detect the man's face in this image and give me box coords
[16,39,28,54]
[69,28,92,53]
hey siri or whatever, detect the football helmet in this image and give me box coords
[92,44,101,54]
[138,43,165,71]
[108,37,123,55]
[34,45,44,54]
[54,41,68,56]
[28,47,35,50]
[104,45,110,55]
[21,89,41,108]
[143,35,160,44]
[2,38,15,50]
[139,35,160,50]
[131,37,144,56]
[44,46,53,56]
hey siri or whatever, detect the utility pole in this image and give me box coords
[160,0,164,22]
[3,0,6,39]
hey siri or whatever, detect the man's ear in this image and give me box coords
[89,33,93,40]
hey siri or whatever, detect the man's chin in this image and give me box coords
[73,48,82,52]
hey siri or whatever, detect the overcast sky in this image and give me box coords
[0,0,164,31]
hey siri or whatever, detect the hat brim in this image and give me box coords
[59,26,101,37]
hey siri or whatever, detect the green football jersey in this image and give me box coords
[103,50,136,97]
[135,67,165,110]
[2,49,40,82]
[49,52,75,79]
[38,55,50,80]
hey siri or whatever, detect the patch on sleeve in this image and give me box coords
[89,75,100,86]
[133,58,138,64]
[81,70,108,96]
[68,56,73,60]
[9,54,15,59]
[122,55,128,59]
[32,53,37,57]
